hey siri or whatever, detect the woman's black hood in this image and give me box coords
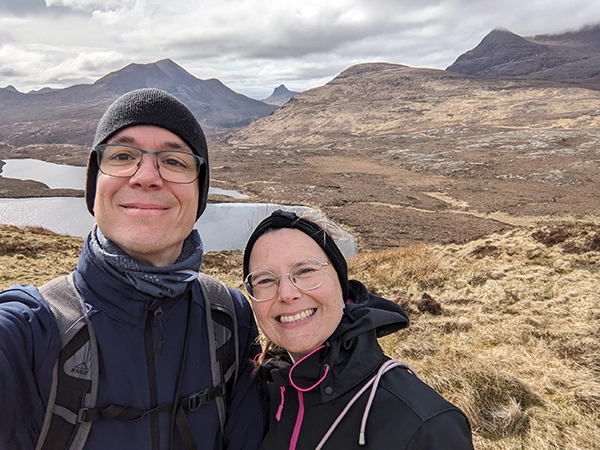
[262,280,409,402]
[334,279,409,341]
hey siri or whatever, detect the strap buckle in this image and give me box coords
[187,389,208,411]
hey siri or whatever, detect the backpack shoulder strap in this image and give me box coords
[36,273,99,450]
[198,273,239,433]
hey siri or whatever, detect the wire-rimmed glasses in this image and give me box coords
[244,258,331,302]
[95,144,204,184]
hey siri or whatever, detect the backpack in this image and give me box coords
[35,272,239,450]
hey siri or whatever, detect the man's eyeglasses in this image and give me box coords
[244,258,331,302]
[95,144,204,184]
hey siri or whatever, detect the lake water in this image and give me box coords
[0,159,355,255]
[0,158,248,198]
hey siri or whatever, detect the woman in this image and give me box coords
[243,210,474,450]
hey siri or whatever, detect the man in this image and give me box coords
[0,88,264,449]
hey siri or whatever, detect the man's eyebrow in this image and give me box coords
[108,135,192,151]
[110,135,136,145]
[162,141,192,151]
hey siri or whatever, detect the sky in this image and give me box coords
[1,1,600,100]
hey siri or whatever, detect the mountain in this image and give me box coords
[446,25,600,90]
[228,62,600,148]
[261,84,300,106]
[0,59,277,147]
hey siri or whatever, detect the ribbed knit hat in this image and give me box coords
[85,88,209,219]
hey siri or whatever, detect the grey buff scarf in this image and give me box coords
[87,226,203,298]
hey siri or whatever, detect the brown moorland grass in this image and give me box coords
[351,223,600,450]
[1,222,599,449]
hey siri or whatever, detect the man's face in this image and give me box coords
[94,125,200,266]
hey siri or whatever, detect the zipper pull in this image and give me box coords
[155,306,165,356]
[275,386,285,421]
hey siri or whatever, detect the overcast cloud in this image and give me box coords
[1,0,599,99]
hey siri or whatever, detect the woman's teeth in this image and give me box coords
[279,308,316,324]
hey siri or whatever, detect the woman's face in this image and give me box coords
[247,228,344,361]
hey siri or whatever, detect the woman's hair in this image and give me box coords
[252,338,276,374]
[295,208,349,243]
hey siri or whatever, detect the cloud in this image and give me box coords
[0,0,46,15]
[45,0,135,13]
[44,51,126,83]
[1,0,600,97]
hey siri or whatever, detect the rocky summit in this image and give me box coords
[447,25,600,89]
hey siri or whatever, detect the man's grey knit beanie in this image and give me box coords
[85,88,209,219]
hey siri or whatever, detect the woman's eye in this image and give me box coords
[295,267,317,277]
[251,271,277,286]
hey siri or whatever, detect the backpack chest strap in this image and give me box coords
[79,383,227,423]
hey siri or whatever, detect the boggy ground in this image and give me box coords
[210,126,600,251]
[2,126,600,252]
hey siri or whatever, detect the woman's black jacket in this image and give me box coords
[259,280,474,449]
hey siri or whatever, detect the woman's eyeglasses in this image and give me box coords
[244,258,331,302]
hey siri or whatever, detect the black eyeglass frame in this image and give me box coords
[95,143,204,184]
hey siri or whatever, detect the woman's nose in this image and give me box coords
[276,275,301,302]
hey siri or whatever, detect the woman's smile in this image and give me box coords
[277,308,317,324]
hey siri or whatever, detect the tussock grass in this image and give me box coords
[0,225,82,289]
[350,223,600,449]
[1,222,599,448]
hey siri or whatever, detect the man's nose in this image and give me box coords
[129,154,163,185]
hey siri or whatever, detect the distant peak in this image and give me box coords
[273,84,290,94]
[156,58,180,67]
[261,84,299,106]
[484,27,522,40]
[478,27,531,48]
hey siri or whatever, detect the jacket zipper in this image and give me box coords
[145,305,162,449]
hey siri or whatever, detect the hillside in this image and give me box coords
[2,221,598,450]
[4,61,600,251]
[228,62,600,147]
[214,62,600,250]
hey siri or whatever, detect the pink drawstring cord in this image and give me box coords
[288,345,330,391]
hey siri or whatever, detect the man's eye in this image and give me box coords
[104,146,139,161]
[112,152,136,161]
[164,158,185,167]
[160,153,190,169]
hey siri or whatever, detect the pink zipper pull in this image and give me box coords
[276,386,285,421]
